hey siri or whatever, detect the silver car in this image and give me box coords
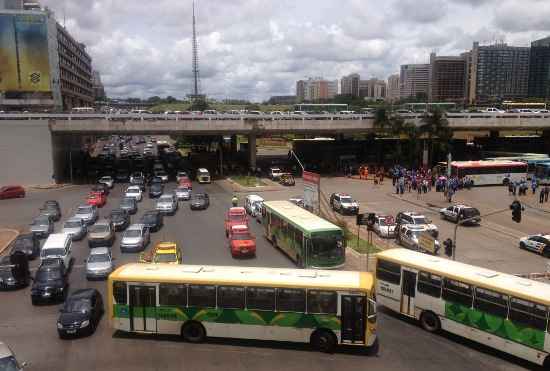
[174,186,191,201]
[61,218,87,241]
[85,247,114,280]
[120,224,150,253]
[74,205,98,226]
[156,194,178,215]
[30,215,54,238]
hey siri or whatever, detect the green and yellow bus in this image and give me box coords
[376,248,550,367]
[108,263,377,352]
[262,201,345,269]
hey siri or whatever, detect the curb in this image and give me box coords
[0,229,20,256]
[222,178,282,193]
[28,184,78,191]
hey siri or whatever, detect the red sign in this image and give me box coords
[303,171,320,185]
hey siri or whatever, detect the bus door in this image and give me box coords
[400,269,417,317]
[129,285,157,332]
[340,295,366,344]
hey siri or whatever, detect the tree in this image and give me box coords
[373,108,390,133]
[166,96,177,104]
[147,96,162,103]
[419,109,452,165]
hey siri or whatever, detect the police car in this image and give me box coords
[439,204,481,225]
[519,234,550,257]
[396,224,440,254]
[373,215,396,238]
[329,193,359,215]
[395,211,438,238]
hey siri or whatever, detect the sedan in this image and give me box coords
[174,186,191,201]
[74,205,98,226]
[86,192,106,208]
[519,234,550,257]
[119,197,137,215]
[0,255,30,289]
[85,248,114,280]
[61,218,87,241]
[31,260,68,304]
[120,224,150,253]
[125,186,143,202]
[190,193,209,210]
[57,289,103,338]
[0,185,25,199]
[156,194,178,215]
[148,183,164,199]
[9,233,40,260]
[109,209,130,231]
[140,210,164,232]
[30,215,54,238]
[97,176,114,189]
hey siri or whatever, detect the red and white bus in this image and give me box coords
[450,160,527,186]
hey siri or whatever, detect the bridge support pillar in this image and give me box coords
[230,134,239,152]
[543,130,550,155]
[248,134,257,171]
[51,134,83,184]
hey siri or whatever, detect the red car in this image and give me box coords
[228,225,256,258]
[178,177,192,190]
[224,207,248,237]
[0,185,25,200]
[86,191,106,207]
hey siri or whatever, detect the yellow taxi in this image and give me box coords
[139,241,182,264]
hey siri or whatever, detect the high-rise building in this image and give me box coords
[528,36,550,99]
[340,73,360,97]
[92,70,106,100]
[359,78,386,101]
[467,42,530,104]
[386,74,400,102]
[400,64,430,99]
[429,52,467,104]
[296,80,306,102]
[295,78,337,102]
[0,2,94,111]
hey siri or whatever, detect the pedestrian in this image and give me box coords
[447,187,454,202]
[540,188,545,204]
[532,178,538,195]
[545,185,550,202]
[508,182,514,196]
[417,180,422,195]
[512,182,517,196]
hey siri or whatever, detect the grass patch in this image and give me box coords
[231,176,267,187]
[346,236,381,254]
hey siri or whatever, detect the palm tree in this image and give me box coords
[419,109,452,165]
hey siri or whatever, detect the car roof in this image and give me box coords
[65,217,83,223]
[246,195,264,201]
[43,233,70,248]
[229,207,246,213]
[402,224,428,231]
[0,342,14,359]
[93,219,111,226]
[128,223,145,230]
[90,247,110,255]
[402,211,423,216]
[198,168,209,172]
[127,186,141,190]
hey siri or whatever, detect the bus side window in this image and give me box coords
[417,272,442,298]
[113,281,127,304]
[307,290,337,314]
[159,283,187,307]
[246,287,275,311]
[376,259,401,285]
[474,287,508,318]
[277,288,306,312]
[442,279,472,308]
[218,286,245,310]
[188,285,216,308]
[509,298,548,331]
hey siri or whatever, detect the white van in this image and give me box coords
[244,195,264,217]
[40,233,72,270]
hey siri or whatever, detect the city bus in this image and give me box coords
[262,200,345,269]
[535,163,550,185]
[502,101,547,112]
[484,155,550,180]
[108,263,377,353]
[375,248,550,367]
[450,160,527,186]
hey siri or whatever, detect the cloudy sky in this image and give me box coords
[41,0,550,101]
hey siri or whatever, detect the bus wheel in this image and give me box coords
[181,321,206,343]
[420,311,440,333]
[543,355,550,369]
[311,329,336,353]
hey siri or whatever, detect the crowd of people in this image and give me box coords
[508,178,550,203]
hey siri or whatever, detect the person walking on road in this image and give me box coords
[545,185,550,202]
[231,194,239,207]
[532,178,538,195]
[540,188,545,204]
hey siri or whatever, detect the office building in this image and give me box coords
[429,53,467,103]
[528,36,550,99]
[92,70,106,100]
[295,78,337,102]
[0,2,94,111]
[467,42,530,104]
[340,73,360,97]
[359,78,386,101]
[296,80,306,102]
[386,74,400,102]
[400,64,430,99]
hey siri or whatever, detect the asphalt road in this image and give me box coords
[0,179,539,371]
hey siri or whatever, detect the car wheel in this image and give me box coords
[310,329,336,353]
[420,311,441,333]
[519,242,526,250]
[543,249,550,258]
[181,321,206,343]
[440,212,445,220]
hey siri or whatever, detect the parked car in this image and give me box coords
[0,185,25,199]
[125,186,143,201]
[139,210,164,233]
[57,289,104,338]
[373,215,397,238]
[9,233,40,260]
[197,168,211,183]
[330,193,359,215]
[224,207,248,237]
[148,183,164,198]
[228,225,256,258]
[156,194,178,215]
[87,220,115,248]
[85,248,114,280]
[61,218,87,241]
[119,197,137,215]
[519,234,550,257]
[190,193,209,210]
[97,176,114,189]
[86,192,106,208]
[0,254,30,290]
[30,215,54,238]
[244,195,264,217]
[40,233,72,271]
[109,209,130,231]
[73,205,98,226]
[31,258,68,304]
[120,224,150,253]
[439,204,481,225]
[395,211,439,238]
[174,186,191,201]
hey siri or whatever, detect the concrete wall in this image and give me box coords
[0,120,53,185]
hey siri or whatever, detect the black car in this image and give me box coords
[39,204,61,222]
[0,253,30,290]
[140,210,164,232]
[119,197,137,215]
[190,193,210,210]
[149,176,163,186]
[57,289,104,339]
[9,233,40,260]
[91,183,109,196]
[31,259,68,304]
[148,183,164,198]
[109,209,130,231]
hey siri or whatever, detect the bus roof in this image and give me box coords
[263,200,341,233]
[377,249,550,306]
[109,263,373,291]
[451,160,527,168]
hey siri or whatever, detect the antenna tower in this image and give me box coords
[191,0,202,98]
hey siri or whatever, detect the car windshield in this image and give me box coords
[0,356,19,371]
[462,208,480,218]
[88,254,110,263]
[231,233,252,240]
[64,299,91,313]
[111,211,124,218]
[193,195,205,201]
[121,198,134,206]
[409,230,425,239]
[41,248,66,258]
[76,206,92,214]
[127,188,139,193]
[154,253,177,263]
[125,229,142,238]
[229,214,245,221]
[64,221,81,228]
[311,232,344,258]
[33,216,49,225]
[412,216,428,224]
[340,196,353,203]
[176,187,188,192]
[141,214,157,223]
[159,196,172,202]
[100,177,111,182]
[89,225,109,233]
[36,269,62,281]
[151,184,162,191]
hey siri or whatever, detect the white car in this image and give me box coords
[373,215,396,238]
[156,194,178,215]
[269,167,283,180]
[330,193,359,215]
[97,176,114,189]
[519,234,550,257]
[125,186,143,201]
[244,194,264,217]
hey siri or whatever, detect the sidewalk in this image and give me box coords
[0,229,20,256]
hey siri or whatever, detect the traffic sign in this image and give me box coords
[418,232,437,254]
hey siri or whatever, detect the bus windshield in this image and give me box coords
[310,232,344,258]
